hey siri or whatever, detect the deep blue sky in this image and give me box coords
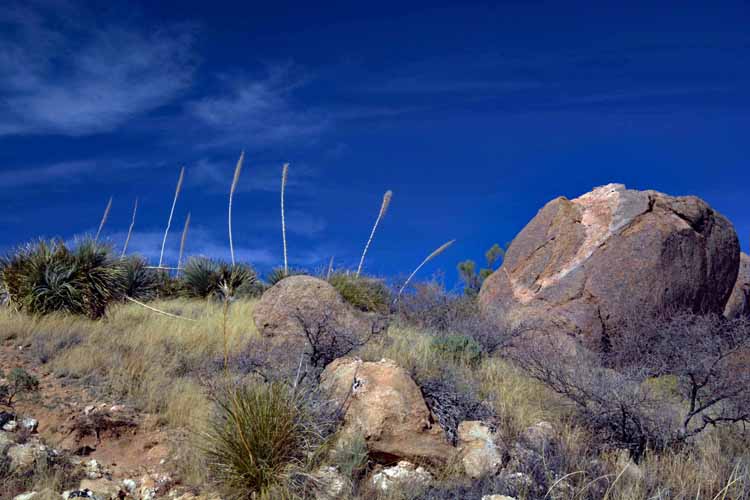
[1,1,748,285]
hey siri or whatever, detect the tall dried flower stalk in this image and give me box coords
[281,163,289,275]
[95,196,112,241]
[357,190,392,277]
[178,212,191,275]
[326,256,334,280]
[121,197,138,258]
[159,167,185,267]
[396,239,456,301]
[229,151,245,266]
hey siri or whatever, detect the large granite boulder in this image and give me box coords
[725,252,750,319]
[479,184,740,343]
[252,275,369,337]
[320,357,454,465]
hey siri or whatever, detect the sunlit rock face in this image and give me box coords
[479,183,740,344]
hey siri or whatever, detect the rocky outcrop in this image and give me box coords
[458,421,503,478]
[725,252,750,319]
[479,184,740,343]
[253,275,370,338]
[320,357,454,465]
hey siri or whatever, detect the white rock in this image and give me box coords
[121,479,137,493]
[13,492,38,500]
[3,419,18,432]
[85,459,104,479]
[370,460,433,492]
[21,417,38,432]
[313,466,347,499]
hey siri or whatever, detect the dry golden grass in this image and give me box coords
[3,302,750,498]
[0,298,258,429]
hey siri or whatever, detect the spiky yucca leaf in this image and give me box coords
[182,256,257,299]
[1,238,126,319]
[122,256,161,302]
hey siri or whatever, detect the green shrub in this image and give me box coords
[122,256,162,302]
[327,272,391,313]
[182,257,257,299]
[203,382,326,497]
[430,334,484,366]
[1,239,126,319]
[266,267,307,287]
[1,367,40,405]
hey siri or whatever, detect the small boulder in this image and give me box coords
[320,357,454,465]
[520,421,555,454]
[3,419,18,432]
[8,443,48,472]
[725,252,750,319]
[78,478,123,500]
[252,275,370,338]
[370,461,433,492]
[457,421,502,478]
[312,466,348,500]
[21,417,39,433]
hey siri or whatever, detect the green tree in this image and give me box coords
[458,242,508,296]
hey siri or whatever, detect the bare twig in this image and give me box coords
[124,296,196,321]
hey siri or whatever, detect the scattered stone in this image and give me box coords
[458,420,502,478]
[84,405,96,415]
[13,492,39,500]
[121,479,137,494]
[320,357,455,465]
[370,461,433,492]
[78,478,123,500]
[21,416,39,432]
[84,459,104,479]
[479,184,740,343]
[64,490,97,499]
[3,419,18,432]
[313,466,348,499]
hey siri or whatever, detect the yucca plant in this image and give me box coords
[182,257,257,299]
[203,381,326,497]
[122,256,161,302]
[1,238,126,319]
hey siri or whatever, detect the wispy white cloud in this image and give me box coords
[0,2,196,136]
[0,161,100,188]
[186,65,327,146]
[188,157,320,194]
